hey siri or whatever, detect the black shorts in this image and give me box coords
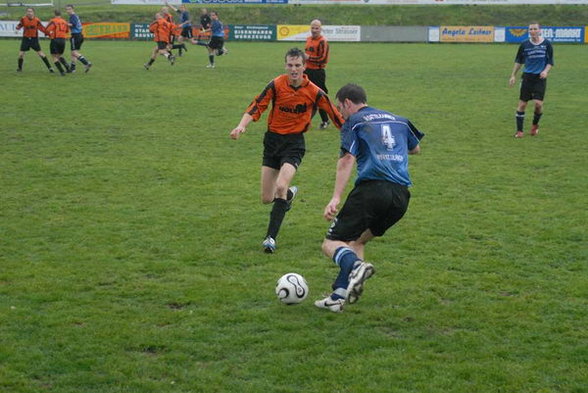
[20,37,41,52]
[70,33,84,51]
[156,41,168,50]
[262,131,305,170]
[208,36,224,50]
[181,26,193,39]
[304,68,328,93]
[520,73,547,101]
[50,38,66,55]
[326,180,410,242]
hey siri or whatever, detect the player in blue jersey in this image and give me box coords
[166,2,190,56]
[509,22,554,138]
[65,5,92,73]
[201,11,227,69]
[314,83,424,313]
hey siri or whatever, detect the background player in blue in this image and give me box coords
[509,22,554,138]
[315,83,424,313]
[65,4,92,73]
[204,11,227,69]
[166,2,190,56]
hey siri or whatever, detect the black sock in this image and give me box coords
[78,55,89,66]
[41,56,52,70]
[172,44,182,49]
[18,58,23,70]
[266,198,289,240]
[54,61,64,73]
[148,58,155,65]
[287,189,293,201]
[320,110,329,123]
[533,112,543,125]
[516,111,525,132]
[59,57,70,72]
[209,55,214,65]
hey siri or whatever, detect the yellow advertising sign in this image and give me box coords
[440,26,494,42]
[277,25,309,41]
[83,23,130,39]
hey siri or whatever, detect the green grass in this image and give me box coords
[1,3,588,25]
[1,40,587,393]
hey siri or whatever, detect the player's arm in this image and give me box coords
[308,40,329,65]
[509,62,523,87]
[16,18,24,31]
[38,20,48,35]
[317,93,344,129]
[166,2,178,12]
[324,152,355,221]
[230,113,254,140]
[540,43,554,79]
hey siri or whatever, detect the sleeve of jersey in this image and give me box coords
[45,22,54,38]
[149,21,157,33]
[406,120,424,150]
[340,122,358,157]
[16,18,24,29]
[515,44,525,64]
[245,82,274,122]
[316,92,344,129]
[313,40,329,65]
[38,20,48,34]
[547,42,554,66]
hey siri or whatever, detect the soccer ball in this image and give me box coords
[275,273,309,304]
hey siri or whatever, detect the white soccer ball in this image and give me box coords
[275,273,309,304]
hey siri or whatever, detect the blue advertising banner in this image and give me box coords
[182,0,287,3]
[131,23,153,40]
[505,26,584,43]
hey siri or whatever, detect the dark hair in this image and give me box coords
[529,21,541,28]
[54,9,61,16]
[66,4,74,8]
[336,83,367,104]
[285,47,306,63]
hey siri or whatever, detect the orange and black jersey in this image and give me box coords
[246,74,343,135]
[45,17,69,39]
[149,18,174,43]
[17,16,46,38]
[305,35,329,70]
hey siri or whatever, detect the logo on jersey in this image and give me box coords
[279,103,307,114]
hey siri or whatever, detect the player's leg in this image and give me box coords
[17,50,25,72]
[144,46,159,69]
[261,163,297,253]
[207,46,215,68]
[515,100,528,138]
[33,38,53,72]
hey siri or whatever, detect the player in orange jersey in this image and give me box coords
[305,19,331,129]
[15,7,54,73]
[144,12,176,70]
[230,48,344,253]
[45,10,70,75]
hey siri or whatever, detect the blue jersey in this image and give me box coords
[178,10,191,28]
[340,106,423,187]
[211,20,224,37]
[515,39,554,75]
[69,13,83,34]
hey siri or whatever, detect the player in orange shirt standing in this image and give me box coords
[304,19,331,129]
[144,12,176,70]
[15,7,54,73]
[230,48,344,253]
[45,10,71,76]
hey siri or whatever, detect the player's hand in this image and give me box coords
[230,127,245,140]
[539,71,548,79]
[508,76,516,87]
[323,198,340,221]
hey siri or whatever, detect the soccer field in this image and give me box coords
[1,39,587,393]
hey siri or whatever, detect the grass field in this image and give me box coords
[1,39,587,393]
